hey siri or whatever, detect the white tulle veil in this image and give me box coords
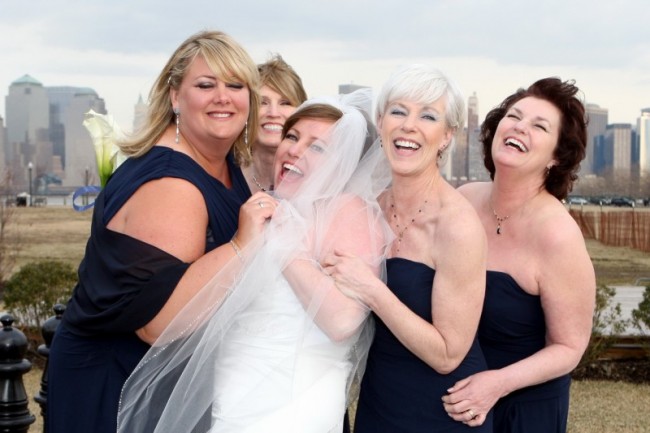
[117,88,393,433]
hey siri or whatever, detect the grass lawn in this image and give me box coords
[5,206,650,432]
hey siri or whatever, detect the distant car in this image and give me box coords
[610,197,635,208]
[567,196,589,205]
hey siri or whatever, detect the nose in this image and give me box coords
[287,139,306,158]
[401,113,417,132]
[213,83,231,104]
[267,101,280,117]
[513,118,528,134]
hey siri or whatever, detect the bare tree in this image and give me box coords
[0,170,21,289]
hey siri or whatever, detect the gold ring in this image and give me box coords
[467,409,476,419]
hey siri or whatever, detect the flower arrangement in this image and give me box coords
[83,109,127,187]
[73,110,127,211]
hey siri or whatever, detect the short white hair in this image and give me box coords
[376,63,466,132]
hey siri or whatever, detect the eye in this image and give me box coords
[261,98,270,106]
[226,82,245,90]
[280,99,293,106]
[197,82,215,90]
[284,132,298,142]
[309,142,326,154]
[422,113,439,122]
[389,107,406,116]
[506,113,521,121]
[535,124,548,132]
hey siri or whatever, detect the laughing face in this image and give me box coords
[378,98,452,177]
[257,85,298,150]
[170,55,250,151]
[273,117,335,198]
[492,96,561,175]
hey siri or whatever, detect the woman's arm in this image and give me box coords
[109,178,274,344]
[443,216,595,426]
[283,196,386,342]
[326,201,487,373]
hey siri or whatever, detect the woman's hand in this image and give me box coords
[441,369,504,427]
[322,249,382,306]
[235,191,277,247]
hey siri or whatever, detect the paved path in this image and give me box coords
[609,285,649,336]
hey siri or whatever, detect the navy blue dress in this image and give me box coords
[354,258,492,432]
[47,147,250,433]
[479,271,570,433]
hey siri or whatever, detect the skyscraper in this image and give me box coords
[638,108,650,176]
[5,75,107,189]
[584,103,608,175]
[5,74,50,187]
[133,94,148,134]
[466,92,488,181]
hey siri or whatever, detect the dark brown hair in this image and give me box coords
[282,104,343,138]
[480,77,587,200]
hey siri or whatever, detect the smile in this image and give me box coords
[505,137,528,152]
[282,163,303,176]
[395,139,420,150]
[262,123,283,132]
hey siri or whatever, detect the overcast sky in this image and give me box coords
[1,0,649,132]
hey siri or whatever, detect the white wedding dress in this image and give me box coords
[117,90,392,433]
[210,271,355,432]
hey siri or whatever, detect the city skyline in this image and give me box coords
[1,0,649,132]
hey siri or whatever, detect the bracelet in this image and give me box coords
[229,239,243,260]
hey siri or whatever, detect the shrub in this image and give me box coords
[631,286,650,334]
[3,260,76,331]
[580,284,629,365]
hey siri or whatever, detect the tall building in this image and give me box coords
[5,75,50,188]
[597,123,633,179]
[638,108,650,176]
[133,94,148,134]
[0,115,5,178]
[49,87,106,187]
[584,103,608,175]
[4,75,107,189]
[466,92,489,181]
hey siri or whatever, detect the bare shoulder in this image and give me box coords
[437,185,487,247]
[534,199,585,252]
[456,181,490,205]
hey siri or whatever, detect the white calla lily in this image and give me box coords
[83,110,126,187]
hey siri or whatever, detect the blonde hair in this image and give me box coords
[258,54,307,107]
[120,30,260,165]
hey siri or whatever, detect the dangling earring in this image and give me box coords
[244,121,249,146]
[174,108,180,144]
[545,165,553,177]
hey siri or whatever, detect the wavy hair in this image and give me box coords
[480,77,587,199]
[119,30,260,165]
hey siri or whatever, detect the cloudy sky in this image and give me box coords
[1,0,648,132]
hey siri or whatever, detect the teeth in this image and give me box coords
[395,140,420,150]
[283,163,303,175]
[263,124,283,131]
[505,138,527,152]
[211,113,231,118]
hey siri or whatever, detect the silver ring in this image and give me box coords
[258,201,264,208]
[467,409,476,419]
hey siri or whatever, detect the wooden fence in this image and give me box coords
[569,207,650,252]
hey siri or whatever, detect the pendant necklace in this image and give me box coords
[490,204,509,235]
[251,172,273,192]
[390,193,428,253]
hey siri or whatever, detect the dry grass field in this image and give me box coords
[4,205,650,432]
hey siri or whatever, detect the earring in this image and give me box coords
[174,108,180,144]
[244,121,249,146]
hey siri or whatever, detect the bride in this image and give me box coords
[117,89,392,433]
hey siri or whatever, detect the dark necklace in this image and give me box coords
[390,194,428,253]
[490,205,509,235]
[251,173,272,192]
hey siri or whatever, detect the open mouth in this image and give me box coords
[209,112,232,119]
[505,138,528,152]
[394,139,421,150]
[262,123,283,132]
[282,163,303,177]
